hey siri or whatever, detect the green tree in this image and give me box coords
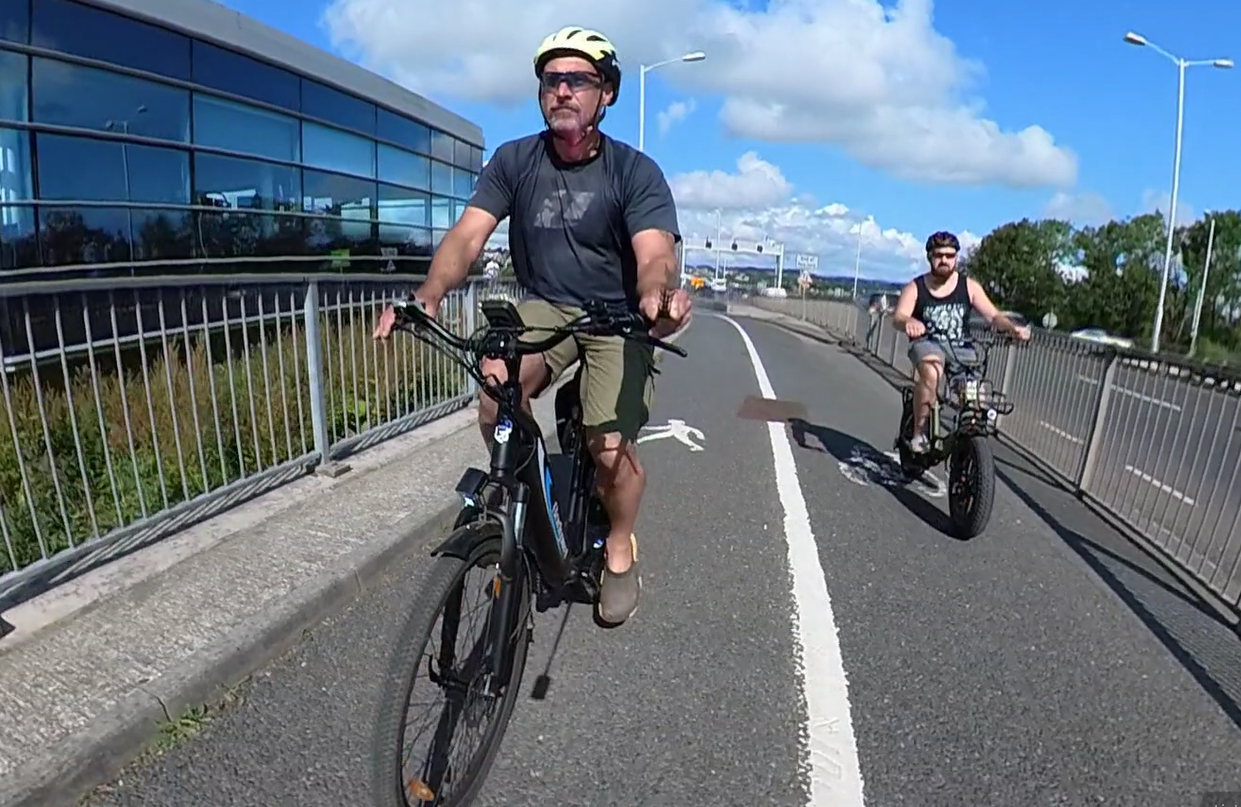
[961,218,1072,323]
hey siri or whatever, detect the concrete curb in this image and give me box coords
[3,495,464,807]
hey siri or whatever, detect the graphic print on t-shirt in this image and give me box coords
[534,190,596,229]
[923,299,968,342]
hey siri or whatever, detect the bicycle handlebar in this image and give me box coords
[390,297,689,360]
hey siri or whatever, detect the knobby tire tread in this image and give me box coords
[949,435,996,539]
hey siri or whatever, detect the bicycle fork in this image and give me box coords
[483,488,530,698]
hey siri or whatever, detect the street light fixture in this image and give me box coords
[638,51,707,152]
[1124,30,1232,353]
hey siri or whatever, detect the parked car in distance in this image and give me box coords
[1070,328,1135,350]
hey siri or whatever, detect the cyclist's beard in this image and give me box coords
[544,102,600,159]
[929,262,955,279]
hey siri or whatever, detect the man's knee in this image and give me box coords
[915,358,942,388]
[587,431,643,485]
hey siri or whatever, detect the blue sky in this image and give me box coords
[219,0,1239,281]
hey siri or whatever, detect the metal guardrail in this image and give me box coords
[0,273,520,608]
[751,296,1241,611]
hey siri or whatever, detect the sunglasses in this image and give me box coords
[930,251,957,261]
[539,70,602,93]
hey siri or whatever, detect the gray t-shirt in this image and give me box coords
[466,132,681,308]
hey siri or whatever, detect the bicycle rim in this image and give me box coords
[373,532,532,807]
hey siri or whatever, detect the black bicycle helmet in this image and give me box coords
[925,231,961,254]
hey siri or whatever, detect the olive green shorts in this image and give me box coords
[516,298,655,442]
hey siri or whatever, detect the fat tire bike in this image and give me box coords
[894,334,1015,539]
[371,295,687,807]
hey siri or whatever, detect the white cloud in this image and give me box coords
[321,0,1076,189]
[669,152,977,282]
[1042,191,1113,226]
[668,151,792,210]
[1140,189,1195,229]
[656,99,695,135]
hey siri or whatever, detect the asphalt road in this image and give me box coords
[84,313,1241,807]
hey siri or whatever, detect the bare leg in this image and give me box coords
[910,357,941,450]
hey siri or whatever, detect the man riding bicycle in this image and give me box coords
[892,231,1030,454]
[373,26,692,626]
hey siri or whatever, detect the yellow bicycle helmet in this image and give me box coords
[533,27,622,105]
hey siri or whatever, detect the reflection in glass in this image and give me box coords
[302,169,375,255]
[302,121,375,178]
[453,168,473,199]
[0,49,28,122]
[377,223,432,258]
[377,184,428,226]
[195,209,305,259]
[0,126,33,201]
[430,128,453,162]
[378,144,429,191]
[193,93,301,163]
[452,199,467,224]
[194,152,300,212]
[37,134,190,204]
[32,57,191,142]
[1,205,37,269]
[130,209,193,261]
[1,0,28,44]
[38,206,132,266]
[430,160,452,196]
[191,40,300,112]
[377,109,430,155]
[301,79,375,135]
[31,0,191,81]
[430,195,452,229]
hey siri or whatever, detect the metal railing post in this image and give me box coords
[303,279,351,478]
[463,280,479,396]
[1076,352,1117,491]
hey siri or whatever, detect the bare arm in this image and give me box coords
[965,277,1019,334]
[421,207,499,299]
[892,281,918,331]
[633,228,678,299]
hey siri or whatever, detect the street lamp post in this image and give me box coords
[1124,31,1232,354]
[637,51,706,152]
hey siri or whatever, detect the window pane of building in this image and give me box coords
[191,40,300,112]
[302,168,375,254]
[33,57,190,142]
[301,79,375,136]
[377,109,430,155]
[194,152,300,212]
[430,160,452,196]
[37,133,190,204]
[452,169,473,200]
[452,199,467,224]
[0,49,27,122]
[430,195,451,229]
[31,0,190,81]
[130,208,194,262]
[302,121,375,178]
[1,0,29,44]
[193,93,300,163]
[377,223,432,259]
[377,144,429,191]
[38,206,132,266]
[0,125,34,268]
[430,128,453,162]
[195,209,305,259]
[377,183,428,227]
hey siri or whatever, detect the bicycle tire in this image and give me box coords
[371,523,532,807]
[948,435,996,539]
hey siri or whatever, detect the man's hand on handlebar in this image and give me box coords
[903,318,926,340]
[1010,324,1031,341]
[639,287,692,338]
[373,288,440,341]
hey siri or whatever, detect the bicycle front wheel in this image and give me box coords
[372,522,532,807]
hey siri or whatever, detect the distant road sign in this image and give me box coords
[795,254,819,271]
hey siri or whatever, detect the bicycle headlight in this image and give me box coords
[956,377,990,406]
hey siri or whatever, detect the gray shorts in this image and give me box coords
[908,339,977,368]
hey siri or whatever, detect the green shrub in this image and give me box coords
[0,312,465,576]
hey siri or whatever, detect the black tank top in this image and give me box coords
[912,273,971,343]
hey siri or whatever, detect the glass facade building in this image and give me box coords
[0,0,484,281]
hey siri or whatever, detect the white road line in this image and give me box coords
[1073,375,1181,412]
[1037,421,1084,445]
[1123,464,1196,506]
[717,314,866,807]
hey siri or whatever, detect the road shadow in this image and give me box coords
[786,417,961,540]
[993,447,1241,732]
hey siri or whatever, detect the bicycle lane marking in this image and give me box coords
[716,313,867,807]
